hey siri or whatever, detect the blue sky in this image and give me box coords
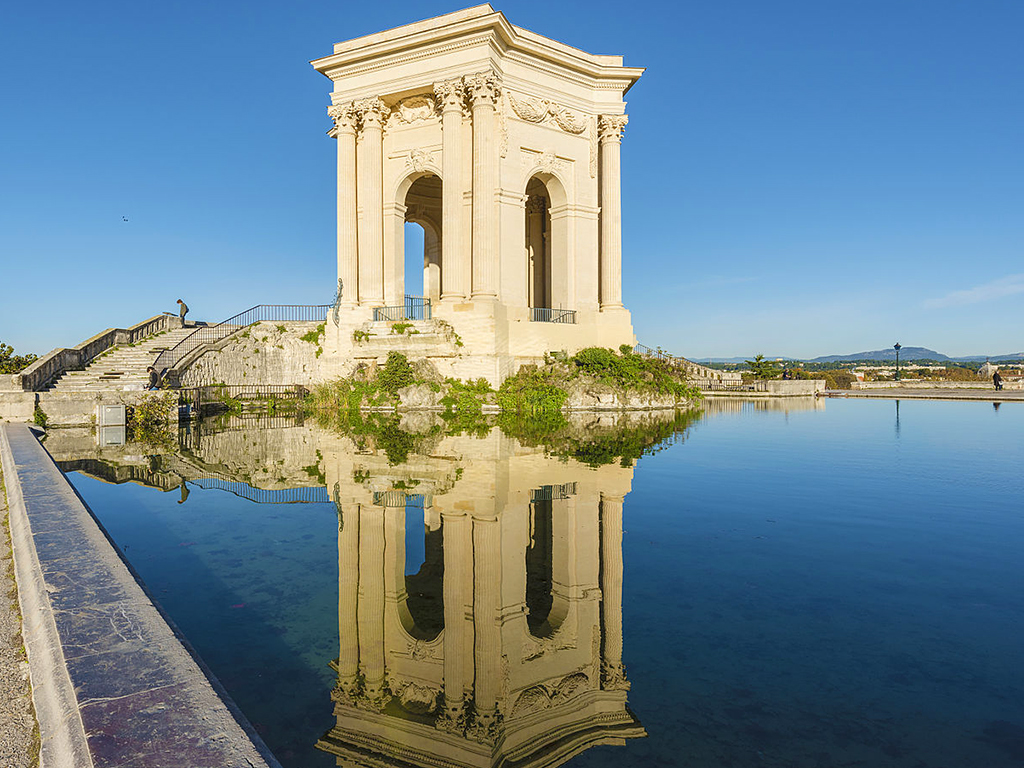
[1,0,1021,359]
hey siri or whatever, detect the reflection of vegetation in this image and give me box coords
[315,409,439,465]
[502,409,701,468]
[127,394,176,448]
[302,450,326,484]
[440,378,492,435]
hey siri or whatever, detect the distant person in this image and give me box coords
[782,369,792,380]
[993,371,1003,391]
[147,366,159,390]
[177,298,189,328]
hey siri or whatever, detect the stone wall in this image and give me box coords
[178,321,327,388]
[851,380,1021,391]
[0,392,35,423]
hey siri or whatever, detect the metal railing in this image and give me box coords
[633,344,745,384]
[373,296,431,322]
[530,483,578,501]
[155,304,331,375]
[531,307,577,324]
[188,478,331,505]
[371,491,431,508]
[694,379,768,392]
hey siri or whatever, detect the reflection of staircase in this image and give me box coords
[47,327,196,392]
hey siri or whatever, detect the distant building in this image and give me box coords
[979,360,998,378]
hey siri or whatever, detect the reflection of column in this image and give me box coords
[435,78,466,302]
[467,71,500,300]
[355,98,386,306]
[329,104,358,308]
[526,196,545,308]
[598,115,628,310]
[438,511,473,731]
[358,505,386,706]
[337,502,360,696]
[600,494,627,688]
[471,514,501,732]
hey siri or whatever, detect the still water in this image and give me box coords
[60,398,1024,768]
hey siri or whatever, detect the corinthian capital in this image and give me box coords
[597,114,628,142]
[465,70,501,108]
[353,97,388,131]
[327,103,357,134]
[433,78,466,112]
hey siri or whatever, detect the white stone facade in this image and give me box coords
[311,5,644,384]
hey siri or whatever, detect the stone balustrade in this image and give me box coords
[5,313,176,392]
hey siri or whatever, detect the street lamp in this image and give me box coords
[894,342,901,381]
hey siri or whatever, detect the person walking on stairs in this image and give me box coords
[177,298,189,328]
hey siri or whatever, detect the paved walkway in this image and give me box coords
[825,388,1024,402]
[0,465,37,767]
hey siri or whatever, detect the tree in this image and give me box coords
[744,354,779,379]
[0,342,38,374]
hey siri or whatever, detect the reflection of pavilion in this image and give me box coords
[318,436,645,767]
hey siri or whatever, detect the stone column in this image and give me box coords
[434,79,466,302]
[471,513,501,735]
[466,71,501,300]
[329,104,359,307]
[598,115,628,311]
[358,504,387,707]
[336,500,360,697]
[437,511,472,732]
[355,98,387,307]
[600,494,627,689]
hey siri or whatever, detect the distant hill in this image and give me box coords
[695,349,1024,365]
[809,347,947,363]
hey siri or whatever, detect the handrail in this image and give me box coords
[154,304,330,374]
[531,307,577,324]
[632,344,743,383]
[373,296,431,322]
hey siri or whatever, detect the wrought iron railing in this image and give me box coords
[633,344,745,385]
[371,491,431,508]
[188,478,331,505]
[530,307,577,324]
[530,483,578,501]
[154,304,330,375]
[373,296,431,322]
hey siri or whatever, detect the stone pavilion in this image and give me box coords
[311,5,644,384]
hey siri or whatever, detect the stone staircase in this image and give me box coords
[46,327,196,392]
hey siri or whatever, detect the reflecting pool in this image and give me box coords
[56,398,1024,768]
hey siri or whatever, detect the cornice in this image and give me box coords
[312,8,644,92]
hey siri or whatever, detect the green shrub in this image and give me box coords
[497,368,567,414]
[378,352,415,394]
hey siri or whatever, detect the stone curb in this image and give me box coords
[0,423,283,768]
[1,424,90,768]
[824,390,1024,402]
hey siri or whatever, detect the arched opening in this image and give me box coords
[526,495,554,637]
[403,174,442,309]
[525,177,551,310]
[403,498,444,640]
